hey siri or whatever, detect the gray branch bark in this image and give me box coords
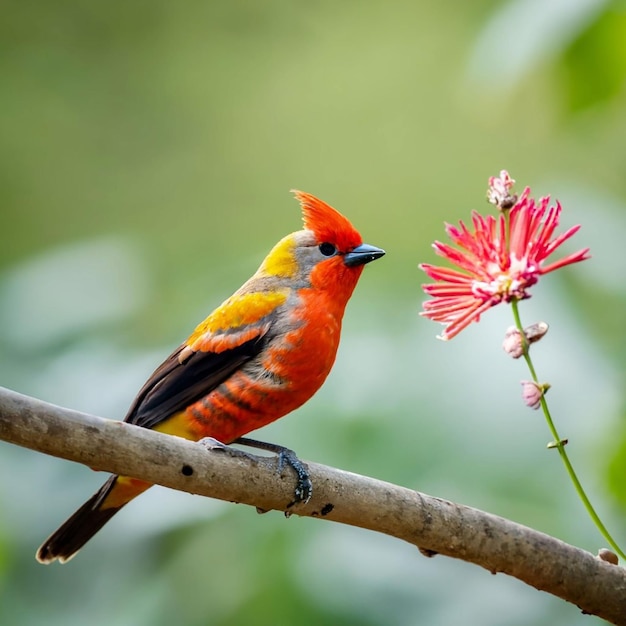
[0,386,624,623]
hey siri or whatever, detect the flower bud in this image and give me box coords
[547,439,568,449]
[524,321,549,344]
[520,380,547,410]
[503,322,549,359]
[487,170,517,210]
[503,327,524,358]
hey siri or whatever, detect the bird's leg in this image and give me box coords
[198,437,257,461]
[233,437,313,507]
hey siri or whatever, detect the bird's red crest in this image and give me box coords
[292,190,362,251]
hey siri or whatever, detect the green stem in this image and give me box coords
[510,299,626,560]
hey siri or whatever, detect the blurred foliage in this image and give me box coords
[608,419,626,504]
[561,6,626,113]
[1,1,626,625]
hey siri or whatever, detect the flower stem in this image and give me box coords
[510,299,626,560]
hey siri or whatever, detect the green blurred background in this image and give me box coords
[1,0,625,624]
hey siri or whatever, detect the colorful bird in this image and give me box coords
[36,190,385,563]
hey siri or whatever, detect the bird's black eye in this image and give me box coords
[319,242,337,257]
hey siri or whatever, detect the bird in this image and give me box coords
[36,190,385,563]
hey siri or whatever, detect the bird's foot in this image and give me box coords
[233,437,313,508]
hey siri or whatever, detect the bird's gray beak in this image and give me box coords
[344,243,386,267]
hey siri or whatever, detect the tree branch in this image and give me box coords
[1,386,624,623]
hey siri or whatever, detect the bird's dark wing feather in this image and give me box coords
[124,335,267,430]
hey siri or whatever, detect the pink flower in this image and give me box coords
[420,173,590,340]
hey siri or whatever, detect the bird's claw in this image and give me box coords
[233,437,313,506]
[276,447,313,506]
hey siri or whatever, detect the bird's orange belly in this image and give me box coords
[155,320,340,444]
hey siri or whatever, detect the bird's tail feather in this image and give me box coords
[36,476,125,564]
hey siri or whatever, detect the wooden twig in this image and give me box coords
[0,386,624,623]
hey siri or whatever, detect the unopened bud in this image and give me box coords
[487,170,517,210]
[503,322,549,359]
[547,439,568,449]
[520,380,549,410]
[503,327,524,358]
[525,321,549,344]
[597,549,619,565]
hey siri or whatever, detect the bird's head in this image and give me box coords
[257,191,385,303]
